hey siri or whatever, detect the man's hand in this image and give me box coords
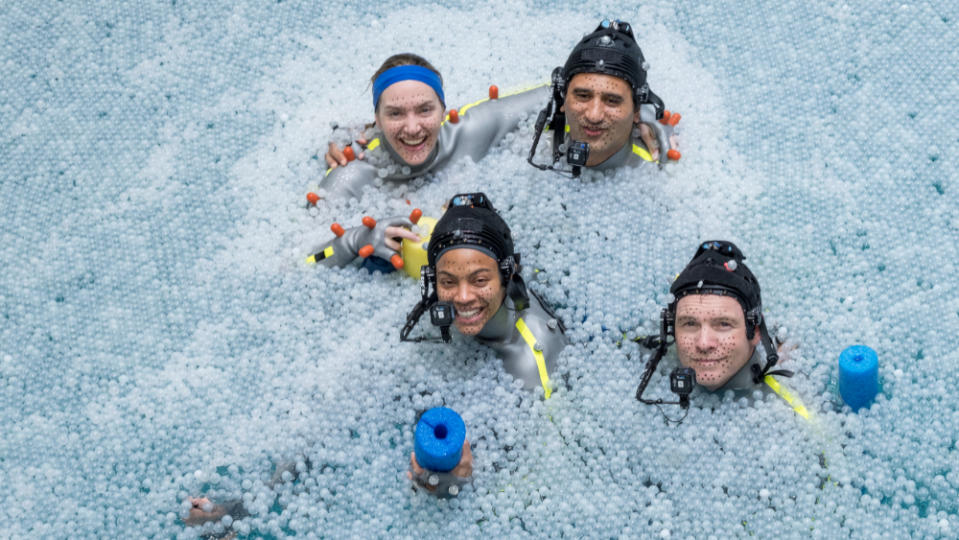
[639,123,680,162]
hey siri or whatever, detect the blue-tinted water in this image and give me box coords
[2,1,957,537]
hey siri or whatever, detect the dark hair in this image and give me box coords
[371,53,443,89]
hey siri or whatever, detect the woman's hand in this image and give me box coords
[408,439,474,492]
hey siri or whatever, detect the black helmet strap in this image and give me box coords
[400,265,439,342]
[527,68,582,178]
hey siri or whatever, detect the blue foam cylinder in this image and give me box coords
[839,345,879,411]
[414,407,466,472]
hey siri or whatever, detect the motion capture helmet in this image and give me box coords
[559,19,652,104]
[668,240,763,339]
[427,193,517,284]
[401,193,528,343]
[528,19,665,176]
[634,241,790,413]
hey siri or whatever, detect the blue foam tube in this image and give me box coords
[414,407,466,472]
[839,345,879,411]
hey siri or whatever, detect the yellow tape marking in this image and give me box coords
[306,246,334,264]
[632,143,653,162]
[515,317,551,399]
[764,374,810,420]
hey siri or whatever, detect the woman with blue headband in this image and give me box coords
[318,53,548,201]
[367,55,447,167]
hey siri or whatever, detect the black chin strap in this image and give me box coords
[751,319,794,384]
[634,311,680,406]
[633,333,689,425]
[527,98,553,169]
[399,300,451,344]
[438,324,451,344]
[400,298,430,342]
[527,69,582,178]
[507,274,529,312]
[644,88,666,120]
[634,337,669,404]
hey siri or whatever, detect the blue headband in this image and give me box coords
[372,65,445,110]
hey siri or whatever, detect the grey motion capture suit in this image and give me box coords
[306,215,414,268]
[709,347,812,420]
[713,349,769,395]
[476,295,567,394]
[320,85,550,201]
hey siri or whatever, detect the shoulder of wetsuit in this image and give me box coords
[506,296,568,395]
[452,84,551,140]
[440,84,547,165]
[529,288,566,333]
[520,298,569,355]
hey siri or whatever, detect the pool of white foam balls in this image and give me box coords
[2,1,957,538]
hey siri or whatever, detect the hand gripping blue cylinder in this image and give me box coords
[839,345,879,411]
[414,407,466,472]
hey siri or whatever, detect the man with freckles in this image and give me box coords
[673,290,764,392]
[528,18,681,173]
[661,241,795,395]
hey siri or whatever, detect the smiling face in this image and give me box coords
[435,248,506,336]
[561,72,639,166]
[374,80,444,166]
[674,294,760,390]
